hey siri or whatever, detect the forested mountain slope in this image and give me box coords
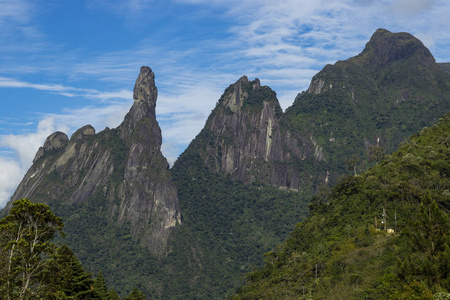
[166,77,312,298]
[2,29,450,299]
[285,28,450,186]
[232,112,450,299]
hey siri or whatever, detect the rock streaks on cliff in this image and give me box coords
[187,76,317,190]
[7,66,181,256]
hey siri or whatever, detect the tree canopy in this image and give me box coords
[0,198,146,300]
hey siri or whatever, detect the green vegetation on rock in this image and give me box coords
[232,112,450,299]
[285,29,450,186]
[2,30,450,300]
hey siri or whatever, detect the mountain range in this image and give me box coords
[2,28,450,299]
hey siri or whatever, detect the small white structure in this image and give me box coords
[387,229,395,234]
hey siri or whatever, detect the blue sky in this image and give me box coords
[1,0,450,208]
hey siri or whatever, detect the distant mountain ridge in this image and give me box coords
[2,29,450,298]
[285,28,450,186]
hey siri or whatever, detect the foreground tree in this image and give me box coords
[41,244,95,299]
[124,287,146,300]
[0,198,64,299]
[93,271,108,299]
[1,198,150,299]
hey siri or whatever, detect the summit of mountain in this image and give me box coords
[1,67,182,294]
[286,28,450,186]
[175,75,319,191]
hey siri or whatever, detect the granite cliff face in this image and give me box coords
[169,77,312,300]
[5,66,181,255]
[186,76,316,190]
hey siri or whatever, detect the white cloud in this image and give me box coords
[0,76,79,92]
[0,157,23,208]
[0,116,68,209]
[0,117,67,167]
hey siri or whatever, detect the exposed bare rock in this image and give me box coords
[5,66,181,256]
[33,131,69,163]
[185,77,316,190]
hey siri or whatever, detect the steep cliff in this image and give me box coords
[167,76,313,298]
[286,28,450,185]
[185,75,316,190]
[4,66,181,256]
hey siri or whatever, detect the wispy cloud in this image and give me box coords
[88,0,155,16]
[0,76,132,101]
[1,0,450,209]
[1,117,67,166]
[0,0,33,27]
[390,0,435,15]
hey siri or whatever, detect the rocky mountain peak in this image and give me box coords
[33,131,69,163]
[359,28,435,66]
[221,75,248,112]
[71,125,95,140]
[120,66,158,138]
[5,66,181,257]
[133,66,157,104]
[182,76,312,190]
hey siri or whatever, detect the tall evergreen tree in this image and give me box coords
[41,244,94,298]
[93,271,109,299]
[108,288,121,300]
[124,287,146,300]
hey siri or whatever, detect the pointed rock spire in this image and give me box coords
[120,66,158,138]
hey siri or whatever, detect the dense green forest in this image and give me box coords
[232,112,450,299]
[163,137,311,298]
[0,199,146,300]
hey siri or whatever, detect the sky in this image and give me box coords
[0,0,450,208]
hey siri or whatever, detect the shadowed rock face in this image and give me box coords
[360,28,435,67]
[186,76,316,190]
[5,66,181,256]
